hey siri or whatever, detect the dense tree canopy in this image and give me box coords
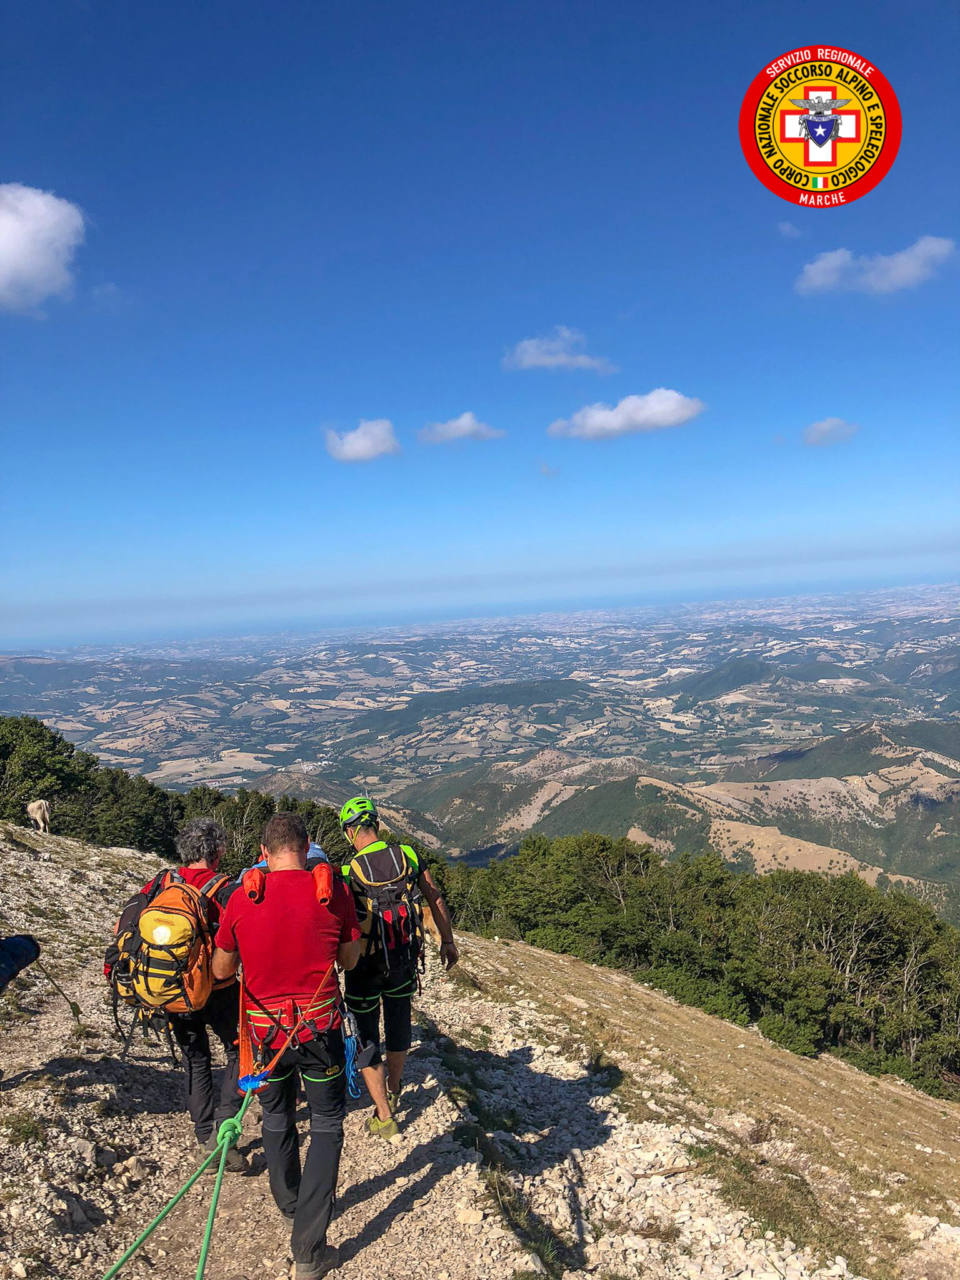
[0,715,433,874]
[440,832,960,1096]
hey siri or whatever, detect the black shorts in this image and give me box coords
[344,965,415,1064]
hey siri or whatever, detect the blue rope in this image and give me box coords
[343,1011,362,1099]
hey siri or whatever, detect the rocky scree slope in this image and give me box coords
[0,823,958,1279]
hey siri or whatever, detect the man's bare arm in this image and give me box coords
[212,947,239,981]
[338,939,361,970]
[419,867,459,969]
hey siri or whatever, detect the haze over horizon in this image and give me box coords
[5,576,958,655]
[2,1,957,646]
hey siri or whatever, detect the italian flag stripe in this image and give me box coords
[811,176,826,190]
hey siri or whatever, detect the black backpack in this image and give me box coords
[344,843,424,979]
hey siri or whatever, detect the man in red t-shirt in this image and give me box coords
[214,812,360,1280]
[104,818,245,1171]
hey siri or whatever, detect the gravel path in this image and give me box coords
[0,827,528,1280]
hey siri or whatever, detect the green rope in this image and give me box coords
[100,1090,255,1280]
[194,1100,252,1279]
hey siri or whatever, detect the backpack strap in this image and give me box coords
[241,867,267,902]
[199,873,232,904]
[398,843,420,875]
[241,865,333,905]
[312,862,333,905]
[143,868,180,903]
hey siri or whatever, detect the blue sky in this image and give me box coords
[2,0,957,644]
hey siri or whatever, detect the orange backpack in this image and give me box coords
[112,871,231,1015]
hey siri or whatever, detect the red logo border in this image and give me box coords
[738,45,902,206]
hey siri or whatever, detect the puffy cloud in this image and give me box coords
[0,183,86,312]
[419,411,505,445]
[548,389,705,440]
[803,417,860,447]
[795,236,955,295]
[778,220,802,239]
[325,418,400,463]
[504,325,616,373]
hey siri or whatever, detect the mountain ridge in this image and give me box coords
[265,722,960,905]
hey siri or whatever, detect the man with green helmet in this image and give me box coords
[338,795,458,1138]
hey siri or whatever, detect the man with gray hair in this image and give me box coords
[106,817,246,1170]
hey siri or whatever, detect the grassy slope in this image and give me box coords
[454,931,960,1280]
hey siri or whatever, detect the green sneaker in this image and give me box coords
[366,1112,399,1140]
[387,1085,402,1115]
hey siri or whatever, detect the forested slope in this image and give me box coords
[442,832,960,1097]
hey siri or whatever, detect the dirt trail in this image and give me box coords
[0,825,523,1280]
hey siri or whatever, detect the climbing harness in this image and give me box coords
[237,962,338,1091]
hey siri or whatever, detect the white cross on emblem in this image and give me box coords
[779,84,861,166]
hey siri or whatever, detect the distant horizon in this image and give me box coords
[4,572,958,657]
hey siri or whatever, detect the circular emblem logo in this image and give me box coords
[739,45,901,206]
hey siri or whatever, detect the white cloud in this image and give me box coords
[0,182,86,312]
[803,417,860,447]
[325,418,400,463]
[548,389,705,440]
[419,411,505,445]
[778,220,802,239]
[795,236,955,295]
[504,325,616,373]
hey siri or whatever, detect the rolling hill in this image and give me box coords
[347,722,960,913]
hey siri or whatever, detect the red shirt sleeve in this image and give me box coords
[336,880,361,943]
[214,895,240,952]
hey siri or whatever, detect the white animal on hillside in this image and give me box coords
[26,799,51,833]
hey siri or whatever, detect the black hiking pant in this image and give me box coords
[259,1029,346,1267]
[344,965,414,1066]
[170,984,242,1142]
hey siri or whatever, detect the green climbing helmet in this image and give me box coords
[339,795,378,831]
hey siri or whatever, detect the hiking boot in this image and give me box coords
[366,1112,399,1140]
[387,1082,402,1114]
[201,1132,248,1173]
[291,1246,338,1278]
